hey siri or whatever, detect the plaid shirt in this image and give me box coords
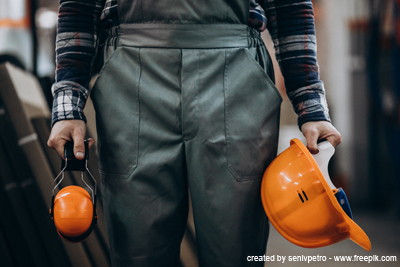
[52,0,330,128]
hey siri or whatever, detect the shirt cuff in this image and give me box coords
[297,111,331,129]
[290,84,331,129]
[51,82,88,127]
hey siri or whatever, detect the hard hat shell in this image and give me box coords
[53,185,94,243]
[261,138,371,251]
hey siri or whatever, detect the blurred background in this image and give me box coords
[0,0,399,266]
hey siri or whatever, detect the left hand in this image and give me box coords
[301,121,342,154]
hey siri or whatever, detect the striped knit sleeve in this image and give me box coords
[51,0,105,126]
[262,0,331,128]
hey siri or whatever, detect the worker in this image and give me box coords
[48,0,341,266]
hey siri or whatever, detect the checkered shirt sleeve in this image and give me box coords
[259,0,331,128]
[51,0,105,126]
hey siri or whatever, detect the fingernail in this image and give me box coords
[76,152,84,158]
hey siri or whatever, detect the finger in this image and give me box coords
[305,128,319,154]
[87,138,95,149]
[47,136,67,159]
[71,130,85,160]
[326,132,342,147]
[55,141,68,159]
[319,124,342,147]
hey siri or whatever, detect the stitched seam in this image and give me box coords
[96,47,141,179]
[92,45,122,90]
[182,50,201,142]
[224,48,271,182]
[223,49,230,174]
[228,167,263,181]
[134,47,141,173]
[123,47,141,179]
[180,49,184,141]
[243,48,282,102]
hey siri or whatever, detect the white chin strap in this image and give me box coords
[311,140,336,190]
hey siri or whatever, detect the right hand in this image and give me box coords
[47,120,94,160]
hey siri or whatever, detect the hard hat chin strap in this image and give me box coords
[312,140,336,190]
[311,141,353,220]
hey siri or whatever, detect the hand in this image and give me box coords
[47,120,95,160]
[301,121,342,154]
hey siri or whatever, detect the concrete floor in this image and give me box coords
[264,210,400,267]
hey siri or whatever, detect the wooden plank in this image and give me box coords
[0,104,71,267]
[0,139,51,267]
[0,146,34,266]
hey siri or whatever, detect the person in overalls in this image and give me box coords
[48,0,342,266]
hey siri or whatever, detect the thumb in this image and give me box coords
[72,130,86,160]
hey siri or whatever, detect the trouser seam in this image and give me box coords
[223,49,229,173]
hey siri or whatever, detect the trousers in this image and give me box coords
[91,15,282,267]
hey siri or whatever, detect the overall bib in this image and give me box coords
[91,0,282,266]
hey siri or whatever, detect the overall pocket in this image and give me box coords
[91,46,141,179]
[223,47,282,182]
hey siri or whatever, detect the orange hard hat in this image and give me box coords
[261,138,371,251]
[51,186,95,243]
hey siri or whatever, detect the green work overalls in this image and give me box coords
[91,0,282,266]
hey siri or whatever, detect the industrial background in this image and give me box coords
[0,0,399,266]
